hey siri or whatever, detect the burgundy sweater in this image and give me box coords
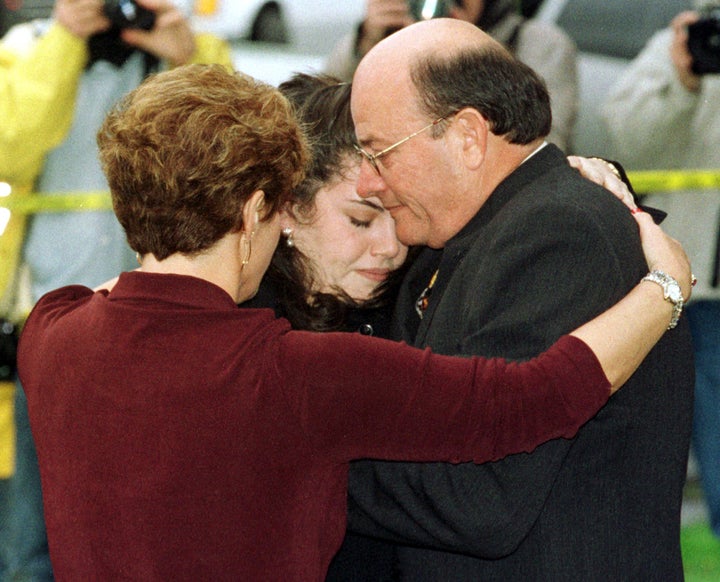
[18,271,609,581]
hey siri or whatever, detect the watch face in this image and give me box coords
[667,284,683,303]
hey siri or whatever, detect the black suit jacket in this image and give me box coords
[346,144,695,580]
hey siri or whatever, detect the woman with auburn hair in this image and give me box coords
[17,64,691,580]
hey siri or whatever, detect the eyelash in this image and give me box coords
[350,217,372,229]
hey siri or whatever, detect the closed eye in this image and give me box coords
[350,216,372,229]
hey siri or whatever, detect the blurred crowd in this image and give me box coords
[0,0,717,579]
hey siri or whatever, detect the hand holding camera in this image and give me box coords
[670,7,720,93]
[670,11,704,92]
[359,0,463,57]
[53,0,111,40]
[358,0,414,56]
[687,5,720,75]
[115,0,195,67]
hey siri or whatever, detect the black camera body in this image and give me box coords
[407,0,456,21]
[688,7,720,75]
[103,0,156,31]
[0,319,18,382]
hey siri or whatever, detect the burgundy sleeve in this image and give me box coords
[17,286,95,389]
[276,332,609,465]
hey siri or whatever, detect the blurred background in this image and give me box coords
[1,0,718,579]
[0,0,700,156]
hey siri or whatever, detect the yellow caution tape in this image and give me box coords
[626,170,720,194]
[0,381,14,479]
[0,190,113,307]
[0,191,112,213]
[0,171,719,215]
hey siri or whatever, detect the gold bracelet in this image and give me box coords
[591,157,622,180]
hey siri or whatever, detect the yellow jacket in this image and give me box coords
[0,22,232,477]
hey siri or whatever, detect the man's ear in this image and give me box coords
[452,108,489,170]
[242,190,265,234]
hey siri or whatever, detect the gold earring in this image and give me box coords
[240,233,252,268]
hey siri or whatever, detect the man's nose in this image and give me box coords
[356,158,387,199]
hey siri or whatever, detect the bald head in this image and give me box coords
[352,17,551,148]
[354,19,503,112]
[357,18,502,81]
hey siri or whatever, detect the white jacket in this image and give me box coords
[602,27,720,300]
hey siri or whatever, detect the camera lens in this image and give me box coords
[103,0,156,31]
[408,0,454,21]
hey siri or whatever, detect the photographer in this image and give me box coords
[602,1,720,542]
[323,0,578,151]
[0,1,231,578]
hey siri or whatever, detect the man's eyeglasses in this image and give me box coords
[354,115,451,176]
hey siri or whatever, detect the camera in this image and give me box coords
[103,0,156,31]
[0,319,18,382]
[688,6,720,75]
[407,0,456,21]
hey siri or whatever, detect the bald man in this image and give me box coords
[344,18,694,580]
[323,0,578,151]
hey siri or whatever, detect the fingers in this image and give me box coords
[570,156,638,212]
[671,10,700,32]
[120,0,195,65]
[670,10,702,91]
[363,0,414,42]
[53,0,110,39]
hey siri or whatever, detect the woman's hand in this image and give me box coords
[568,156,638,212]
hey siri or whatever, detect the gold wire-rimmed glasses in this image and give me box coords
[354,115,451,176]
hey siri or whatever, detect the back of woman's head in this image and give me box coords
[98,64,308,260]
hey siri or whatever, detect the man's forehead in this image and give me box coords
[351,72,415,138]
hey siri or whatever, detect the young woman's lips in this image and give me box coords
[356,269,391,282]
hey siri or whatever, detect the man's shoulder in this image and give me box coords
[505,155,629,220]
